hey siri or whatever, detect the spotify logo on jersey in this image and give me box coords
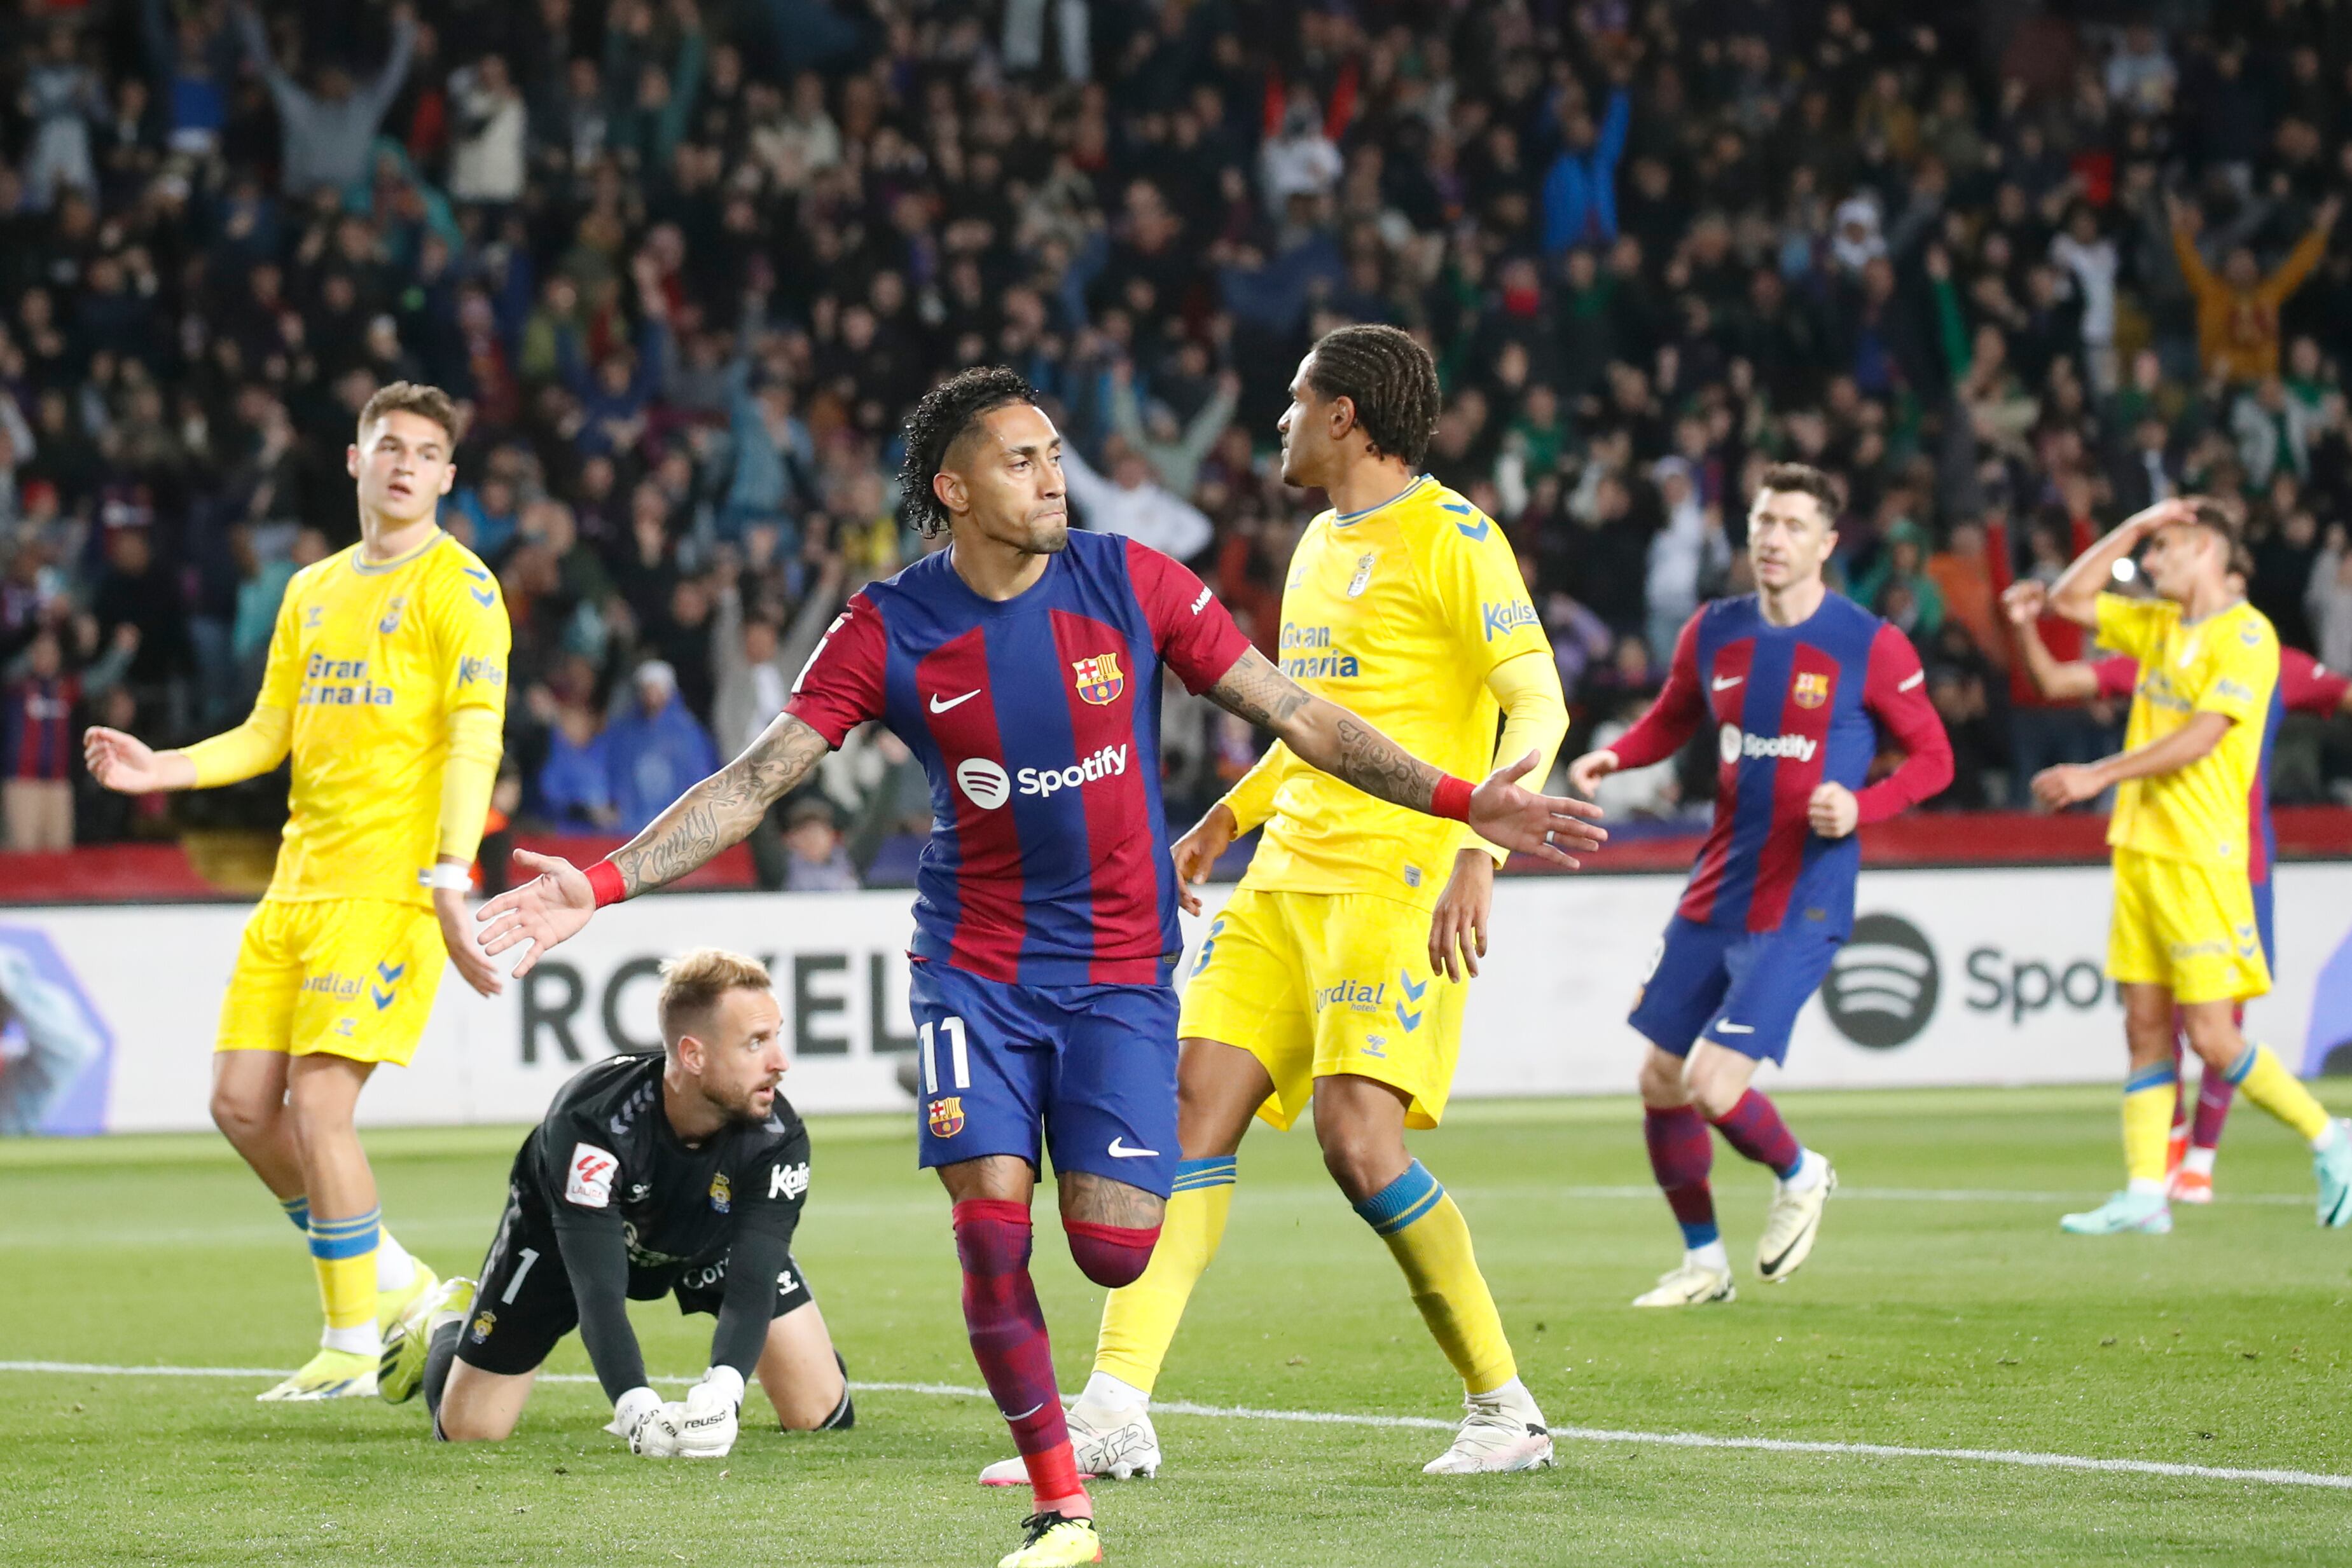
[956,758,1011,810]
[1824,914,1940,1049]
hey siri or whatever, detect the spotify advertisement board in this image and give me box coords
[4,862,2348,1132]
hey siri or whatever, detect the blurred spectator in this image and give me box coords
[1060,438,1214,565]
[2168,191,2341,387]
[3,621,137,851]
[778,795,858,892]
[537,703,616,832]
[605,659,718,835]
[234,2,418,195]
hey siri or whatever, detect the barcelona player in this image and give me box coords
[85,383,509,1398]
[2028,498,2352,1234]
[2003,575,2352,1201]
[1568,464,1953,1307]
[1007,325,1573,1485]
[472,368,1601,1568]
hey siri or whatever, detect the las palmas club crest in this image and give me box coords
[1072,652,1124,706]
[1792,671,1830,709]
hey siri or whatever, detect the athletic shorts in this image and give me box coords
[907,959,1179,1199]
[216,897,445,1066]
[2108,848,2270,1005]
[1628,914,1845,1066]
[1177,886,1465,1131]
[455,1186,817,1379]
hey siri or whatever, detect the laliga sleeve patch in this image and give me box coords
[566,1142,619,1209]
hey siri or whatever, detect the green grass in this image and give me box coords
[5,1085,2352,1566]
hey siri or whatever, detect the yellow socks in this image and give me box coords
[2122,1063,2178,1189]
[1093,1157,1235,1394]
[1352,1159,1516,1395]
[2225,1043,2333,1143]
[310,1206,381,1355]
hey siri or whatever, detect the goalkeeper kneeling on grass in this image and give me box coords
[379,947,852,1453]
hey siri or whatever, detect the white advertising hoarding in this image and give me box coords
[4,863,2348,1135]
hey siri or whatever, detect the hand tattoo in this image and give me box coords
[611,714,829,895]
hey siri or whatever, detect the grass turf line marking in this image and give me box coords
[6,1361,2346,1492]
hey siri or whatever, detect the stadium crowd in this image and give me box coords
[2,0,2351,878]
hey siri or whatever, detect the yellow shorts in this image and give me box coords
[1178,886,1465,1132]
[2106,848,2269,1005]
[216,897,445,1066]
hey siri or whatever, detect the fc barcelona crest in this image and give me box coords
[1072,652,1124,706]
[928,1096,966,1138]
[1792,671,1830,709]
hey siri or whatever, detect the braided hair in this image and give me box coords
[1303,324,1441,469]
[896,366,1041,538]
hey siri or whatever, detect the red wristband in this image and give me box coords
[585,859,626,908]
[1430,774,1475,823]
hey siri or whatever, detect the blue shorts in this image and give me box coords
[907,961,1180,1199]
[2254,876,2276,970]
[1627,915,1844,1065]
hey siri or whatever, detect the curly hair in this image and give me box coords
[1303,324,1441,469]
[896,366,1041,537]
[1756,461,1844,521]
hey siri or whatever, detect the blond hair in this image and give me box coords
[358,381,460,445]
[657,948,774,1049]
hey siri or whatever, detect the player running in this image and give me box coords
[1568,464,1953,1308]
[471,367,1603,1568]
[2028,497,2352,1235]
[1012,324,1572,1485]
[84,383,508,1398]
[2003,575,2352,1202]
[378,949,851,1451]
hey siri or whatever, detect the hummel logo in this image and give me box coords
[929,691,980,714]
[1107,1138,1159,1159]
[1712,676,1744,691]
[1715,1021,1755,1035]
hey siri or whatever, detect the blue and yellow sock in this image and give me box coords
[1353,1160,1515,1395]
[1094,1157,1235,1395]
[2224,1043,2332,1144]
[279,1194,310,1233]
[2122,1063,2178,1191]
[309,1207,382,1354]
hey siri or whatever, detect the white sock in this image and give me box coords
[2312,1120,2346,1154]
[375,1229,418,1294]
[2126,1176,2167,1199]
[1687,1240,1729,1272]
[1778,1148,1825,1193]
[321,1322,380,1356]
[1079,1370,1149,1412]
[1469,1374,1536,1413]
[2182,1145,2216,1177]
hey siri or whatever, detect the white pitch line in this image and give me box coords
[5,1360,2346,1492]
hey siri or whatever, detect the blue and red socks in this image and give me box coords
[951,1199,1090,1519]
[1711,1089,1816,1186]
[1643,1106,1722,1263]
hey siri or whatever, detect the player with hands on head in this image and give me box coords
[380,949,850,1454]
[1568,462,1953,1309]
[473,364,1598,1568]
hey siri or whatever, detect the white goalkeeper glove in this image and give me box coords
[607,1386,678,1456]
[665,1366,742,1459]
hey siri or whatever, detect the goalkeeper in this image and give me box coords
[380,948,852,1454]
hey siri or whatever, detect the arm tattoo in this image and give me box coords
[1204,647,1311,729]
[611,714,830,896]
[1208,648,1440,813]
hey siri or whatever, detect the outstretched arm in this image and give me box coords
[475,714,830,973]
[1202,647,1604,867]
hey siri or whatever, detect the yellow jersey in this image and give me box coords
[1226,475,1556,907]
[248,530,511,907]
[2095,593,2278,868]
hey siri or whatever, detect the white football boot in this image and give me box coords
[1755,1153,1837,1282]
[979,1400,1162,1485]
[1422,1380,1554,1475]
[1631,1260,1737,1307]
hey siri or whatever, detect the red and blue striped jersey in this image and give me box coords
[785,530,1252,986]
[1610,593,1953,934]
[2,675,81,783]
[2094,647,2347,888]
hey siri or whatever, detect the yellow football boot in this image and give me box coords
[997,1511,1102,1567]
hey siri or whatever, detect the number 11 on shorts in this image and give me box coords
[920,1017,970,1094]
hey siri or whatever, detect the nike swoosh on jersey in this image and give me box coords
[1714,1021,1755,1034]
[929,691,981,713]
[1106,1138,1160,1158]
[1898,670,1925,691]
[1712,676,1744,691]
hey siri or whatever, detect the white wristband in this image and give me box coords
[699,1365,745,1408]
[611,1385,663,1434]
[419,862,473,891]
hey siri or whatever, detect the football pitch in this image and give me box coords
[4,1084,2349,1567]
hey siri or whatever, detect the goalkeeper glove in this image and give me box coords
[607,1386,678,1456]
[667,1366,742,1459]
